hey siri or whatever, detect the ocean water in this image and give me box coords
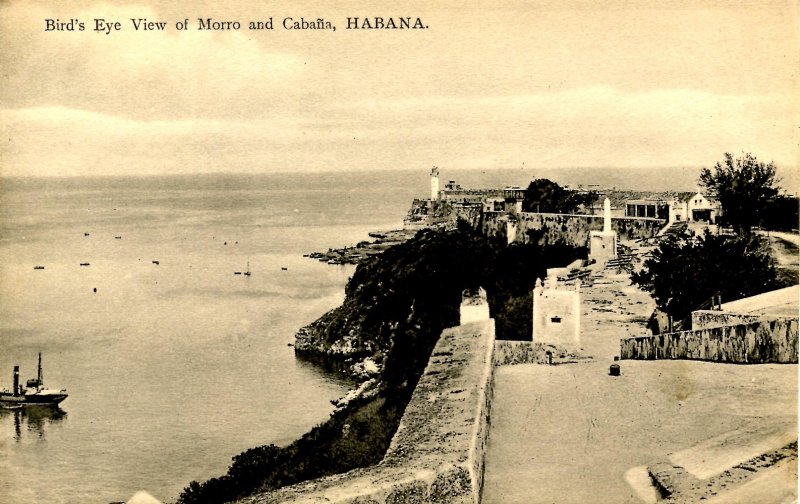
[0,166,784,503]
[0,172,417,504]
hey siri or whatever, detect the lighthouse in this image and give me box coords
[430,166,440,201]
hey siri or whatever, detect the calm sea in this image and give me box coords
[0,166,783,503]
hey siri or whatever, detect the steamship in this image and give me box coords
[0,353,68,408]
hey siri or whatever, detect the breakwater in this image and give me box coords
[620,317,798,364]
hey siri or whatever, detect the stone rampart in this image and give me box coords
[404,199,453,229]
[620,317,798,364]
[239,319,497,504]
[483,212,663,246]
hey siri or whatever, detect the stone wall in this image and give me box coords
[620,317,798,364]
[403,199,453,229]
[451,203,483,229]
[239,319,497,504]
[493,341,583,366]
[483,212,663,247]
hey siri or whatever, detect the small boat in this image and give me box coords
[152,260,159,265]
[0,353,68,408]
[79,263,90,267]
[33,266,45,270]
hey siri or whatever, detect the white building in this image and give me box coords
[626,192,722,223]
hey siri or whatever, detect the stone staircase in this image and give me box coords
[603,243,641,271]
[659,220,687,237]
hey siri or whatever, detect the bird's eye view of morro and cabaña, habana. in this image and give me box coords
[164,153,797,504]
[2,3,798,504]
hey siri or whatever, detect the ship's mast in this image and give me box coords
[37,352,43,391]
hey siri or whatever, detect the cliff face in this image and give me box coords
[294,313,376,358]
[294,226,588,381]
[294,228,488,381]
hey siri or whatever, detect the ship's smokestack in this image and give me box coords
[13,366,19,397]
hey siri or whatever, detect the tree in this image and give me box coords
[762,195,800,232]
[522,178,595,214]
[699,152,780,233]
[631,231,778,325]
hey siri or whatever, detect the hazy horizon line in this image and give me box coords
[5,163,794,180]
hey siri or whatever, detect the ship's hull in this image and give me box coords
[0,393,68,407]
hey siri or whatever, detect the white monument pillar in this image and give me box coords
[589,197,618,263]
[430,166,440,201]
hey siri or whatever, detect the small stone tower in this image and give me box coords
[430,166,440,201]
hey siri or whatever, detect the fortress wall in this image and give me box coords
[480,212,506,240]
[620,317,798,364]
[240,319,497,504]
[403,199,453,229]
[482,212,663,247]
[452,204,483,229]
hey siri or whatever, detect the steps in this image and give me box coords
[659,221,687,237]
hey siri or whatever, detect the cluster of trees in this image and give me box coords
[634,152,795,327]
[631,231,780,327]
[700,152,797,233]
[178,224,583,504]
[522,178,597,214]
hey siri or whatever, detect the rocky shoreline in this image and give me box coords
[304,229,417,265]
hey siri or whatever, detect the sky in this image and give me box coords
[0,0,798,178]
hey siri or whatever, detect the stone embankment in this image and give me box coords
[239,319,497,504]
